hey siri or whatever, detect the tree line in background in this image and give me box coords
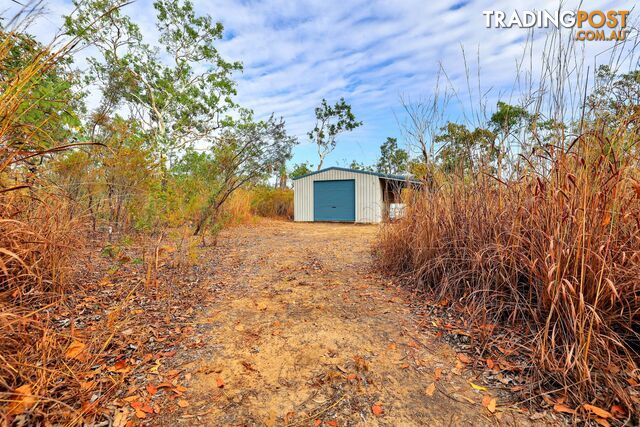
[4,0,639,238]
[298,96,560,184]
[7,0,597,236]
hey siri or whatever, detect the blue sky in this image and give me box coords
[4,0,638,168]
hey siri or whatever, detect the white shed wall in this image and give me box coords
[294,169,383,223]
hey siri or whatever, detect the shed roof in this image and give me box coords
[292,166,421,184]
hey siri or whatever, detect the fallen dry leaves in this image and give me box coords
[425,382,436,397]
[131,401,154,419]
[457,353,471,364]
[481,395,497,413]
[7,229,222,425]
[146,383,158,396]
[594,419,611,427]
[481,395,491,407]
[174,384,188,394]
[610,404,626,418]
[433,367,442,381]
[451,360,465,375]
[583,403,612,419]
[553,403,576,414]
[216,377,225,388]
[112,407,129,427]
[486,358,495,369]
[7,384,35,415]
[487,398,497,413]
[371,403,384,416]
[468,381,487,392]
[65,340,87,360]
[109,359,131,374]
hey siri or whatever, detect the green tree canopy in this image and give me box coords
[588,65,640,130]
[193,110,297,235]
[65,0,242,155]
[489,101,529,177]
[308,98,362,170]
[349,160,373,171]
[489,101,530,135]
[290,162,313,179]
[0,30,84,151]
[376,137,408,175]
[435,122,495,174]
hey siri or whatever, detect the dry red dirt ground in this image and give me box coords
[149,220,540,426]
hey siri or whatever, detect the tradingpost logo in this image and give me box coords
[483,9,630,41]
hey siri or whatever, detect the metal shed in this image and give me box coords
[292,167,418,223]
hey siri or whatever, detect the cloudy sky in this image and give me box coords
[4,0,638,167]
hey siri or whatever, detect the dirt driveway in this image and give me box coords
[159,220,529,426]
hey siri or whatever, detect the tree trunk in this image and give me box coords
[89,195,96,231]
[193,210,208,236]
[160,152,168,192]
[107,184,114,225]
[194,200,218,236]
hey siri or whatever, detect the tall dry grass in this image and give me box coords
[222,188,256,225]
[251,186,293,219]
[378,28,640,415]
[0,192,81,298]
[1,15,82,300]
[378,99,640,415]
[220,187,293,225]
[1,10,110,423]
[0,194,83,419]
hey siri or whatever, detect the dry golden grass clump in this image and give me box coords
[0,22,99,424]
[250,187,293,219]
[0,193,81,298]
[0,197,90,422]
[222,187,293,225]
[377,119,640,413]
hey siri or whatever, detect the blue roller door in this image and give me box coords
[313,180,355,222]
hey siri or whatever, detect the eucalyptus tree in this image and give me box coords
[308,98,362,170]
[377,137,408,175]
[348,160,373,171]
[290,162,312,179]
[489,101,529,178]
[65,0,242,161]
[193,110,297,236]
[434,122,495,175]
[63,0,242,230]
[588,65,640,131]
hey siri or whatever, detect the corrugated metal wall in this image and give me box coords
[293,169,383,223]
